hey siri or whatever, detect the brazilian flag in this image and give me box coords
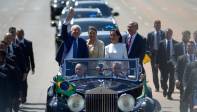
[54,75,76,97]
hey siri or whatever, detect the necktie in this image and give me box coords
[128,36,132,48]
[167,40,171,59]
[190,55,193,62]
[154,32,160,50]
[73,39,77,58]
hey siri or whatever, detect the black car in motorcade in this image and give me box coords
[67,1,119,17]
[50,0,67,25]
[46,59,160,112]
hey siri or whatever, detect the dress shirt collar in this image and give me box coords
[16,38,24,44]
[129,33,137,39]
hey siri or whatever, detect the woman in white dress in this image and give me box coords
[105,29,128,59]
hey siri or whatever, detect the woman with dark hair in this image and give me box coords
[87,26,104,58]
[105,29,128,59]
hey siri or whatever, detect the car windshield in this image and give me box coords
[61,11,102,19]
[60,59,141,81]
[76,4,111,17]
[72,21,117,32]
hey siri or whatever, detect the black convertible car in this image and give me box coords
[46,59,160,112]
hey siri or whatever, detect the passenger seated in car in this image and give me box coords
[73,63,87,78]
[111,62,126,78]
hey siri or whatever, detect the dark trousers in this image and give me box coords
[180,84,189,112]
[20,79,28,98]
[160,64,175,96]
[150,51,159,90]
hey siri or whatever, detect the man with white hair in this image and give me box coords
[56,8,89,65]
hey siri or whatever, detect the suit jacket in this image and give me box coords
[126,33,146,64]
[174,55,189,82]
[174,42,186,61]
[157,39,178,69]
[56,24,89,65]
[146,30,165,54]
[16,39,35,73]
[7,43,27,73]
[183,61,197,100]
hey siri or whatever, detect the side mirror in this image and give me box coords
[51,21,57,27]
[112,12,119,16]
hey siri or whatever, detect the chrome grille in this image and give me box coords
[85,87,118,112]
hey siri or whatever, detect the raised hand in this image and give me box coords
[66,7,75,23]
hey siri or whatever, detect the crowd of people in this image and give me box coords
[0,27,35,112]
[56,8,197,112]
[1,7,197,112]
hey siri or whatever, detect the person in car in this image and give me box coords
[111,62,126,78]
[105,29,128,59]
[73,63,87,78]
[87,26,104,58]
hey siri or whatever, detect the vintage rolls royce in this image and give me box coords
[46,59,160,112]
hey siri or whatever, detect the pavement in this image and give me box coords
[1,0,197,111]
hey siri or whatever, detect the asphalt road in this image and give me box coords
[1,0,197,112]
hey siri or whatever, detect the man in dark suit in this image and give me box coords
[0,49,21,112]
[126,21,146,74]
[7,28,27,74]
[16,29,35,103]
[175,41,195,112]
[157,28,178,100]
[183,58,197,112]
[146,20,165,92]
[174,30,191,61]
[193,31,197,50]
[56,8,89,65]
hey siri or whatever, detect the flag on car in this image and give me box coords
[143,54,151,64]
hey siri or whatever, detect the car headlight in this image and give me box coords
[67,94,85,112]
[118,94,135,112]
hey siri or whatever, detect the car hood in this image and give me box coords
[69,78,138,94]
